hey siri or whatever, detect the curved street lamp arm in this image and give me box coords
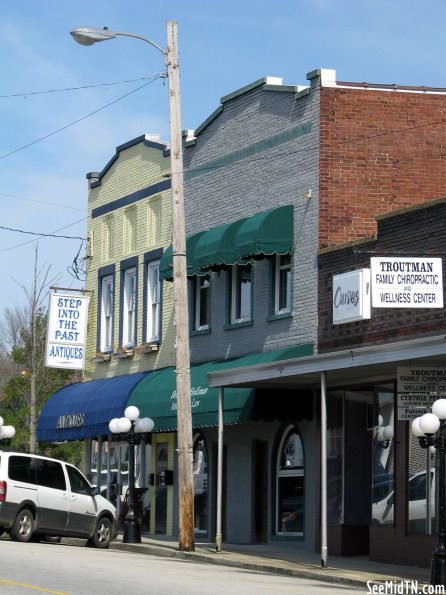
[112,31,166,59]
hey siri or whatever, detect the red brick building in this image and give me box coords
[209,70,446,568]
[316,69,446,249]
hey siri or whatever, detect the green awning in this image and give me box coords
[234,204,294,260]
[193,217,249,271]
[159,231,207,281]
[128,344,313,431]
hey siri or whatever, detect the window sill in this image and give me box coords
[112,348,135,359]
[138,342,159,354]
[224,319,253,331]
[92,353,111,363]
[191,327,211,336]
[267,310,293,322]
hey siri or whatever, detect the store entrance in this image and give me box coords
[254,440,268,542]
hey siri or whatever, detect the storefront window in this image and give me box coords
[193,435,208,533]
[371,387,395,525]
[276,427,304,535]
[327,393,344,524]
[407,430,435,534]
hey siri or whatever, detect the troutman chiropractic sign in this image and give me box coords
[371,257,443,308]
[397,367,446,420]
[45,292,90,370]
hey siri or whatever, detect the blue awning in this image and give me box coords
[37,373,147,442]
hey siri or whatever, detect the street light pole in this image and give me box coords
[412,400,446,586]
[70,20,195,552]
[165,21,195,553]
[109,407,154,543]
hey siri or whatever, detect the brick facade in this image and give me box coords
[183,78,320,364]
[319,85,446,248]
[318,198,446,352]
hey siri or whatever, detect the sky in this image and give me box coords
[0,0,445,317]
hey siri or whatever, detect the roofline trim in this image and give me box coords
[208,335,446,387]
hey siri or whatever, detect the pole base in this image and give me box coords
[123,521,141,544]
[431,555,446,586]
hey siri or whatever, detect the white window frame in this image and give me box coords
[146,260,161,343]
[122,267,137,348]
[276,426,305,536]
[195,275,210,331]
[230,264,252,324]
[274,254,292,314]
[100,274,114,352]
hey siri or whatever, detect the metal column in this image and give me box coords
[321,371,328,568]
[216,387,224,552]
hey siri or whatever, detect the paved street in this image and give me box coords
[0,540,362,594]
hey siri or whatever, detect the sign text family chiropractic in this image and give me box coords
[45,293,90,370]
[370,257,443,308]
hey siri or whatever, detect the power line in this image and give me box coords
[0,223,85,241]
[0,72,165,162]
[0,77,158,99]
[0,217,87,254]
[0,191,86,212]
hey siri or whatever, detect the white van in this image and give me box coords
[0,451,117,548]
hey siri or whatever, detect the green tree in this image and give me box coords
[0,245,82,463]
[1,308,80,455]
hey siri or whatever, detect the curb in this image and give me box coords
[109,541,417,589]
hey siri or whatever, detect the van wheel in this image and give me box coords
[44,535,61,543]
[87,517,113,549]
[10,509,34,542]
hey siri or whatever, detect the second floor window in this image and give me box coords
[230,264,252,324]
[100,274,114,352]
[146,260,161,342]
[122,267,137,347]
[274,254,292,314]
[194,275,210,331]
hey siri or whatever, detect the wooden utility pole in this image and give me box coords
[166,20,195,552]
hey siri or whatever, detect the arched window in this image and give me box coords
[193,434,208,533]
[276,426,305,535]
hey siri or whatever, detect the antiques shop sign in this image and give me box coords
[46,293,90,370]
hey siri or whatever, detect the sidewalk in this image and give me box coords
[109,534,431,589]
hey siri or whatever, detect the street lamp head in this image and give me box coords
[412,417,425,437]
[109,418,120,434]
[433,399,446,420]
[116,417,132,433]
[70,26,116,46]
[420,412,441,436]
[135,417,154,434]
[124,406,140,422]
[1,425,15,439]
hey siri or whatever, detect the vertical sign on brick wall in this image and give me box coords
[333,269,371,324]
[46,292,90,369]
[371,257,443,308]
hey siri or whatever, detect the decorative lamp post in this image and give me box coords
[412,398,446,586]
[70,20,196,553]
[0,417,16,440]
[109,406,154,543]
